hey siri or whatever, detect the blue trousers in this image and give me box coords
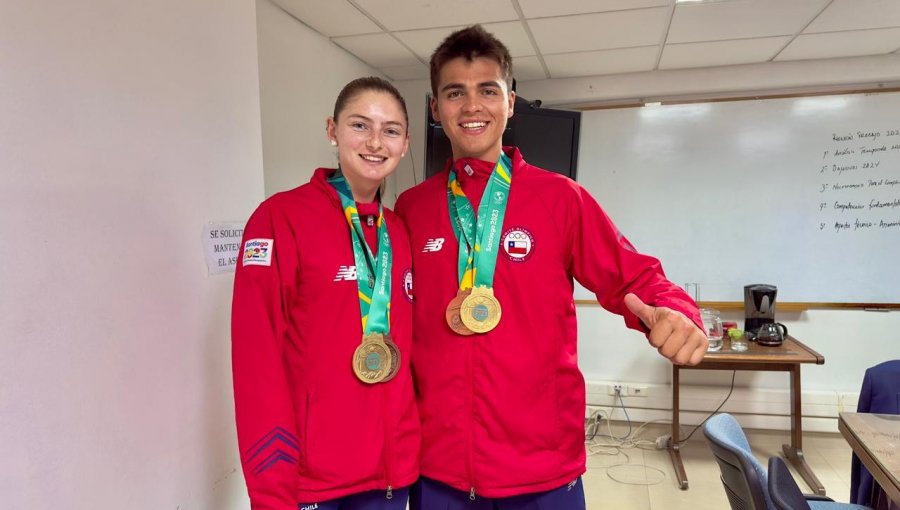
[297,487,409,510]
[409,477,586,510]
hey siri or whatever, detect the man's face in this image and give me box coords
[431,56,515,162]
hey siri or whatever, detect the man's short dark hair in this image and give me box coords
[429,25,513,97]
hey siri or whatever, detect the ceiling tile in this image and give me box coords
[529,8,670,54]
[332,33,421,68]
[519,0,670,19]
[274,0,380,37]
[667,0,830,44]
[379,64,430,81]
[512,56,547,81]
[395,22,534,62]
[805,0,900,33]
[481,22,536,57]
[353,0,517,31]
[394,27,462,61]
[775,27,900,61]
[660,36,791,69]
[544,46,659,78]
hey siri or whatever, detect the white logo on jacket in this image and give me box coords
[422,238,445,253]
[333,265,357,281]
[242,238,273,267]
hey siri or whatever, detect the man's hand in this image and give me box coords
[624,293,708,366]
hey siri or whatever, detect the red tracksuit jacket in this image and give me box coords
[394,147,700,498]
[231,168,420,508]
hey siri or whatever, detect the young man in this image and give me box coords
[394,26,708,509]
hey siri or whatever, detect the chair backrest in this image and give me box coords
[703,413,774,510]
[767,457,812,510]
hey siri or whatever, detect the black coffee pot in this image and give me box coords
[756,322,788,346]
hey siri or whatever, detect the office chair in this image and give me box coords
[703,413,862,510]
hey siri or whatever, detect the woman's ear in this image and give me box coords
[326,116,337,145]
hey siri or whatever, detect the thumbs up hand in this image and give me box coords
[624,293,708,366]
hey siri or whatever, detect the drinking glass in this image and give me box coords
[730,331,749,352]
[701,308,723,351]
[684,283,699,303]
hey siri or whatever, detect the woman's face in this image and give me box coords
[327,90,409,197]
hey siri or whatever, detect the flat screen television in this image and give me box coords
[424,95,581,180]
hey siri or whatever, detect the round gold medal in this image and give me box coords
[446,289,476,336]
[352,333,393,384]
[460,286,501,333]
[382,335,401,383]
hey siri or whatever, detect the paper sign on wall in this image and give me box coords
[203,222,245,275]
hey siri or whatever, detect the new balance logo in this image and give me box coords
[333,265,357,281]
[422,238,445,253]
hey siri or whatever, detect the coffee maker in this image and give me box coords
[744,284,777,335]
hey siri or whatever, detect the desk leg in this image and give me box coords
[669,365,689,490]
[782,364,826,495]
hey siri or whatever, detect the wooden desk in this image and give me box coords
[838,412,900,506]
[668,335,826,493]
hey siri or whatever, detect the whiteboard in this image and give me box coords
[575,92,900,303]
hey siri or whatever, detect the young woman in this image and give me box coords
[232,77,419,510]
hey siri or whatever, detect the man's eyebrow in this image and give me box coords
[439,81,503,93]
[439,83,464,93]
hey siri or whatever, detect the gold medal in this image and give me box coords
[352,333,393,384]
[382,334,401,383]
[460,286,501,333]
[446,289,476,336]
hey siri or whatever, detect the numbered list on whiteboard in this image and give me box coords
[817,128,900,233]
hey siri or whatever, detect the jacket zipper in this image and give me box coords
[382,379,394,499]
[468,326,476,500]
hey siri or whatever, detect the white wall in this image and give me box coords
[390,80,432,206]
[392,56,900,432]
[256,0,382,197]
[0,1,263,509]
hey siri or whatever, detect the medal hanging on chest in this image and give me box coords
[445,153,513,334]
[328,172,400,383]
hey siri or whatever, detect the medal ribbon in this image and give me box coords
[446,153,513,291]
[328,172,392,335]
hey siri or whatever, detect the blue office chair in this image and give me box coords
[769,457,871,510]
[703,413,866,510]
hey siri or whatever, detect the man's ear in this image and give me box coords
[430,96,441,124]
[507,91,516,119]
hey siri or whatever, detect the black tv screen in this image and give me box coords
[424,96,581,180]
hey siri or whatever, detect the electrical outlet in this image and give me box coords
[607,384,623,396]
[626,384,649,397]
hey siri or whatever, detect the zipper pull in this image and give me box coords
[469,487,476,501]
[386,486,393,500]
